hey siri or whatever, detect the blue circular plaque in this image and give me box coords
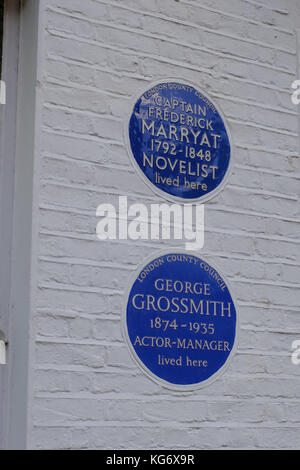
[126,80,232,202]
[124,252,238,390]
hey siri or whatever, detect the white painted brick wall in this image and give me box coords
[28,0,300,449]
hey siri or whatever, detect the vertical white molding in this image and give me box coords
[25,0,45,451]
[3,0,41,450]
[0,0,20,450]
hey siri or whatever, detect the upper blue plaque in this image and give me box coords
[124,253,238,390]
[127,81,231,202]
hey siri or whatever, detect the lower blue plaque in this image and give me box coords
[124,252,238,390]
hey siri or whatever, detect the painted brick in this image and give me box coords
[23,0,300,450]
